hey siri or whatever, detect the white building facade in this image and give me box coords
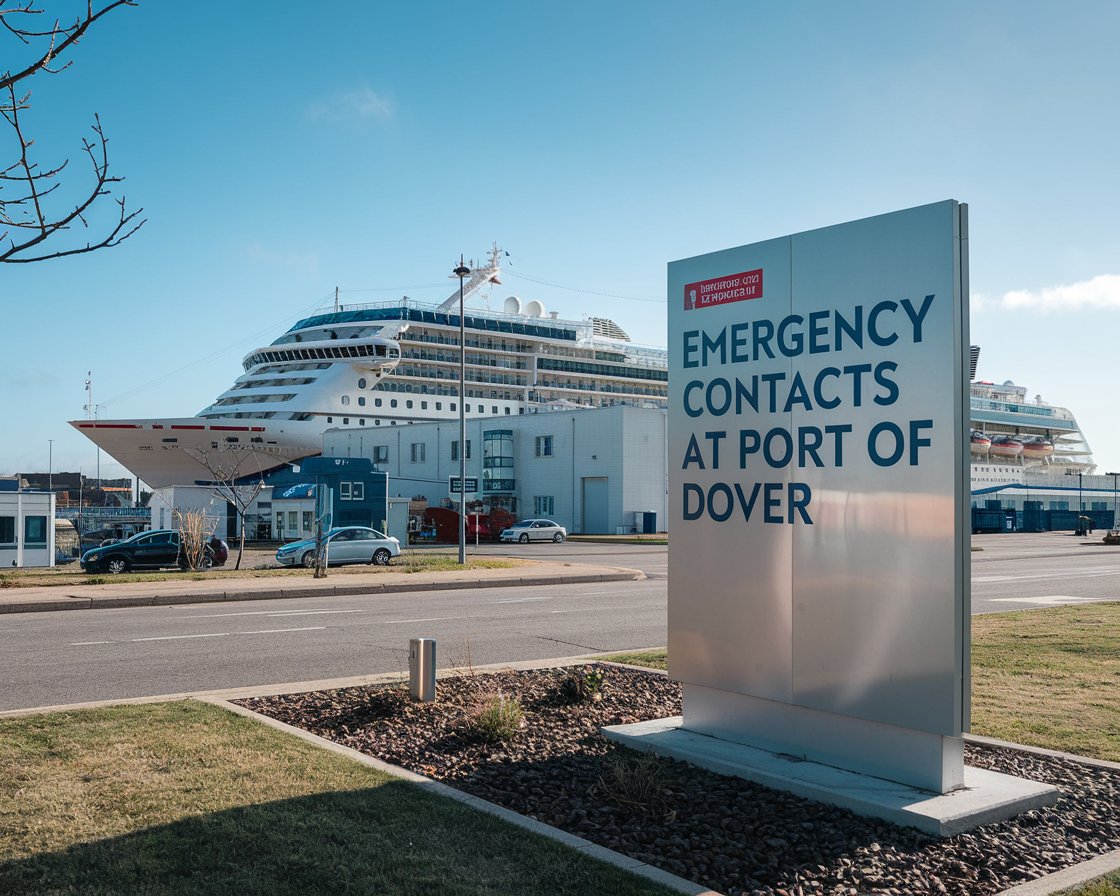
[323,405,667,535]
[0,480,55,568]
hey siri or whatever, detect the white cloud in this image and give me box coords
[996,274,1120,312]
[305,86,394,123]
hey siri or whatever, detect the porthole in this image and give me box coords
[358,377,367,389]
[341,395,350,406]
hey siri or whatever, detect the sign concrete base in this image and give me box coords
[602,717,1058,836]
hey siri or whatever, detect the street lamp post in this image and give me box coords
[1108,471,1119,529]
[1066,469,1085,535]
[454,257,471,566]
[48,439,53,494]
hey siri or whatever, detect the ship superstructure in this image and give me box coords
[71,247,668,487]
[968,347,1095,491]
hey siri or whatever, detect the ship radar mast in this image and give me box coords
[436,243,504,313]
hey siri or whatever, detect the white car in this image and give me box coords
[500,519,567,543]
[276,526,401,568]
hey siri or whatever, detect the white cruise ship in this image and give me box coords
[71,247,669,487]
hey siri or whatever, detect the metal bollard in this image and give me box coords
[408,637,436,702]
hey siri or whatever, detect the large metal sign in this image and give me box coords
[667,201,970,792]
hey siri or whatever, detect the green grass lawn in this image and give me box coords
[0,551,520,589]
[0,701,675,896]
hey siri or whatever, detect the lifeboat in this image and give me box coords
[1021,436,1054,459]
[989,435,1024,458]
[969,430,991,454]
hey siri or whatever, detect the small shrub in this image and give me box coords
[558,665,605,704]
[597,750,666,811]
[467,690,524,742]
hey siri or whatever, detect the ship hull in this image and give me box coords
[69,418,325,488]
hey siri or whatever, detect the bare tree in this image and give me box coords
[1,1,145,263]
[183,447,267,571]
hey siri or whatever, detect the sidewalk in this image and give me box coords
[0,561,645,615]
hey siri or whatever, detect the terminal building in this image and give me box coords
[323,404,668,535]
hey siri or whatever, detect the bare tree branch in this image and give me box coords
[0,1,144,264]
[182,447,269,571]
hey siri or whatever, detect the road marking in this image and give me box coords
[975,568,1120,583]
[989,596,1113,606]
[69,640,114,646]
[132,632,230,642]
[242,626,326,635]
[489,597,552,604]
[183,608,340,619]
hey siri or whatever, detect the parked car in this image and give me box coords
[275,526,401,568]
[499,519,567,543]
[80,530,228,574]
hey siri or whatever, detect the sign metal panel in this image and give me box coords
[667,201,970,790]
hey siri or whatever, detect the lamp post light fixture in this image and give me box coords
[454,256,471,566]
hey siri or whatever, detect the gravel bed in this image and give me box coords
[236,665,1120,896]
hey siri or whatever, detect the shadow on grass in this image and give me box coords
[0,781,676,896]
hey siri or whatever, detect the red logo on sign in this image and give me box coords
[684,269,763,310]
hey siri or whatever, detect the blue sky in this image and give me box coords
[4,1,1120,480]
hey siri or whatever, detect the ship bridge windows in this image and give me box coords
[243,342,396,370]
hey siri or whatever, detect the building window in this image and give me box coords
[24,515,47,545]
[358,396,366,406]
[406,400,414,409]
[359,419,366,426]
[302,511,312,532]
[451,439,472,461]
[373,445,389,464]
[421,400,428,409]
[391,399,398,408]
[288,511,298,530]
[534,496,554,516]
[340,482,352,500]
[352,482,365,501]
[0,515,14,545]
[341,395,350,406]
[375,398,383,407]
[535,435,554,457]
[410,442,426,463]
[436,402,442,411]
[276,511,284,535]
[327,416,333,423]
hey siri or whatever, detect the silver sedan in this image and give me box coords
[276,527,401,568]
[499,519,567,544]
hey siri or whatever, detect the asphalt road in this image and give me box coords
[2,535,1117,712]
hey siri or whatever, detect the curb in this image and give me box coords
[0,569,644,616]
[204,695,721,896]
[996,849,1120,895]
[3,654,1118,896]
